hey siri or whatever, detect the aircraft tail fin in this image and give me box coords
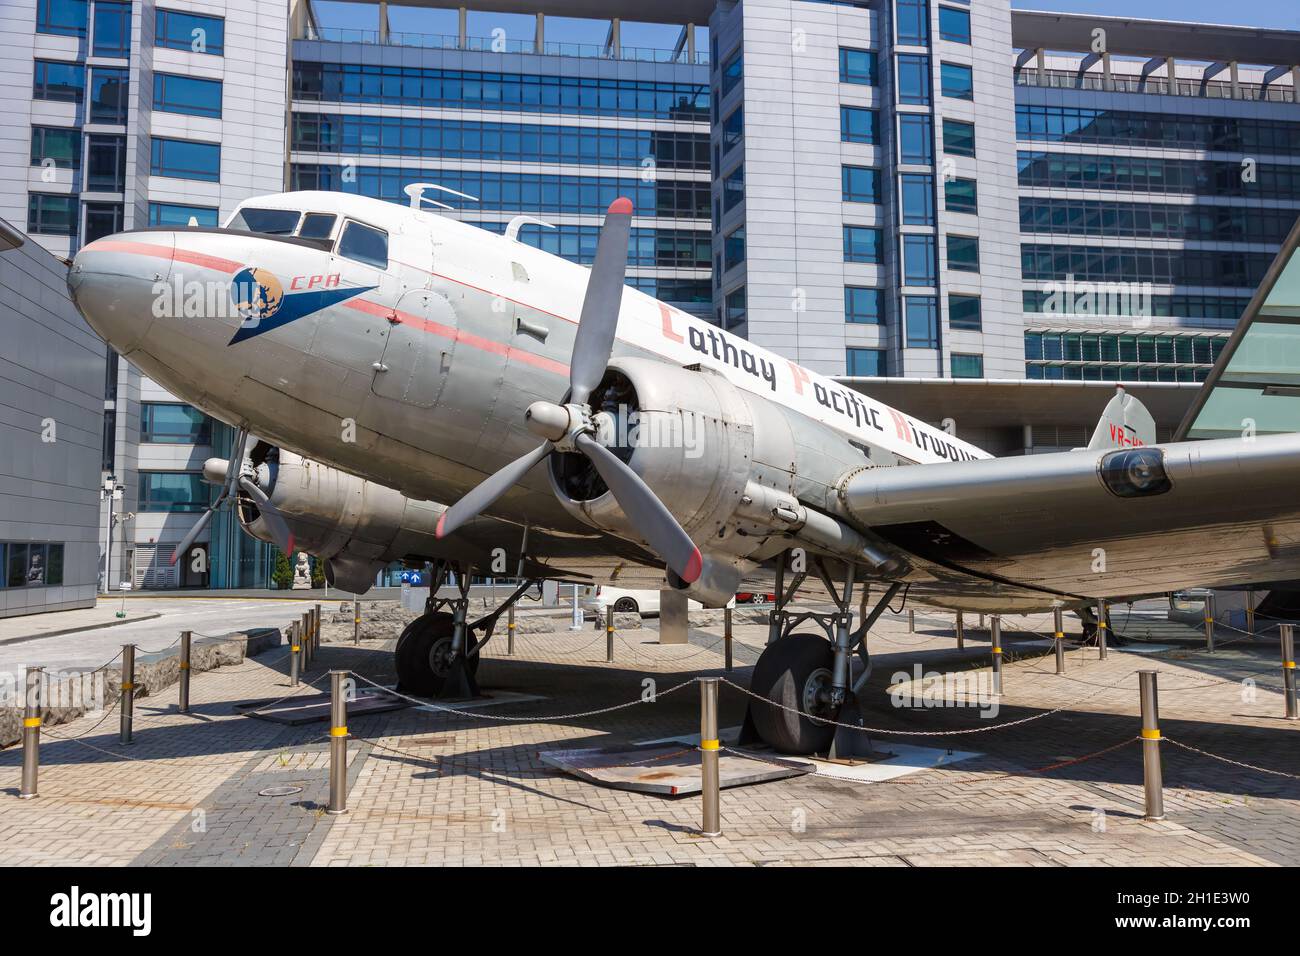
[1085,385,1157,450]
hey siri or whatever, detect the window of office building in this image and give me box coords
[27,193,77,236]
[901,174,935,225]
[2,542,65,588]
[846,348,886,377]
[839,48,878,86]
[37,0,86,37]
[723,165,744,212]
[941,62,974,100]
[151,137,221,182]
[951,353,983,378]
[83,202,122,242]
[138,472,208,512]
[845,286,882,324]
[945,177,977,214]
[1019,197,1297,246]
[33,60,83,102]
[899,114,933,165]
[938,6,971,43]
[841,106,878,145]
[154,73,223,118]
[87,135,126,191]
[948,233,980,271]
[897,54,932,106]
[903,233,936,285]
[141,403,211,444]
[1021,243,1272,288]
[149,202,220,227]
[942,118,976,157]
[1016,151,1300,201]
[905,296,939,347]
[842,165,881,204]
[89,68,128,124]
[722,106,743,154]
[948,293,982,330]
[156,9,225,55]
[725,286,747,328]
[896,0,929,46]
[724,226,745,270]
[92,1,130,57]
[1015,104,1300,157]
[844,225,883,263]
[30,126,79,169]
[721,49,743,97]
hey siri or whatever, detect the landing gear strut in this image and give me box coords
[394,561,537,699]
[741,552,902,756]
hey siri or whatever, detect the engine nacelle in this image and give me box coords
[223,444,447,594]
[547,357,804,605]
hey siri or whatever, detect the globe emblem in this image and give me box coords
[230,267,284,321]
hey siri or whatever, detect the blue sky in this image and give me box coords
[1012,0,1300,31]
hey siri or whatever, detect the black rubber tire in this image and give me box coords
[394,612,480,696]
[749,634,839,755]
[613,597,639,614]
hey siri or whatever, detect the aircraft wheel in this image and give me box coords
[748,634,840,755]
[394,612,480,696]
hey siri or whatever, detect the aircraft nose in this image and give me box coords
[68,231,176,353]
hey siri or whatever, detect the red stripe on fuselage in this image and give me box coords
[82,239,244,274]
[345,297,570,378]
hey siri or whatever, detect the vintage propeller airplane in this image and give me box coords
[66,186,1300,754]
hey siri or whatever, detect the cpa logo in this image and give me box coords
[230,267,283,321]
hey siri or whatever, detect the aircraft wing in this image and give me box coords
[840,431,1300,603]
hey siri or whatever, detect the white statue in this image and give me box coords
[292,552,312,589]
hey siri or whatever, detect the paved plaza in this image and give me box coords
[0,603,1296,867]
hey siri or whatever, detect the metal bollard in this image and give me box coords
[605,606,615,663]
[353,601,361,646]
[979,613,985,630]
[1246,589,1256,635]
[724,606,734,673]
[20,667,41,799]
[1053,607,1065,675]
[1138,670,1165,821]
[178,630,192,714]
[506,604,516,656]
[1203,592,1215,653]
[303,613,313,669]
[956,612,965,650]
[908,609,914,633]
[327,670,349,814]
[1281,624,1298,720]
[314,603,322,656]
[1097,600,1109,660]
[698,676,721,837]
[289,621,301,687]
[990,615,1003,696]
[119,644,135,744]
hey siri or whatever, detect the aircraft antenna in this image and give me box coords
[404,182,480,213]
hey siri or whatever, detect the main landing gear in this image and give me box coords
[394,561,537,699]
[740,551,903,756]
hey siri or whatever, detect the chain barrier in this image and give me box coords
[1164,737,1300,782]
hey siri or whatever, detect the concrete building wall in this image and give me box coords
[0,223,105,617]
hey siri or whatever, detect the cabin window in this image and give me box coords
[298,212,336,239]
[338,220,388,269]
[228,207,300,235]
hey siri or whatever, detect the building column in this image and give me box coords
[1293,66,1300,104]
[535,12,544,53]
[686,23,696,61]
[458,6,467,49]
[378,0,388,43]
[659,589,689,645]
[1036,47,1046,83]
[1230,61,1240,99]
[1166,56,1177,94]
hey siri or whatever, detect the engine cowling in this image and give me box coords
[546,357,806,604]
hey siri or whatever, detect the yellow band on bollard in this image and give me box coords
[699,739,720,751]
[992,647,1002,654]
[1055,632,1064,639]
[1285,660,1296,669]
[1098,622,1108,630]
[120,682,134,690]
[178,662,190,670]
[291,645,300,652]
[607,627,614,633]
[330,726,348,737]
[1141,727,1162,740]
[23,717,40,728]
[1204,617,1213,624]
[508,623,516,630]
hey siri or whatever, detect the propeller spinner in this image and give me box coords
[434,197,703,584]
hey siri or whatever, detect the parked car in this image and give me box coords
[735,591,776,604]
[581,586,711,618]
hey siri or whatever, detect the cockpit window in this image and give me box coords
[298,213,336,240]
[337,220,388,269]
[227,207,301,235]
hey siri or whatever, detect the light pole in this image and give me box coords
[101,477,123,594]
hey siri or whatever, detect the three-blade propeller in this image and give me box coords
[434,197,703,584]
[171,428,296,565]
